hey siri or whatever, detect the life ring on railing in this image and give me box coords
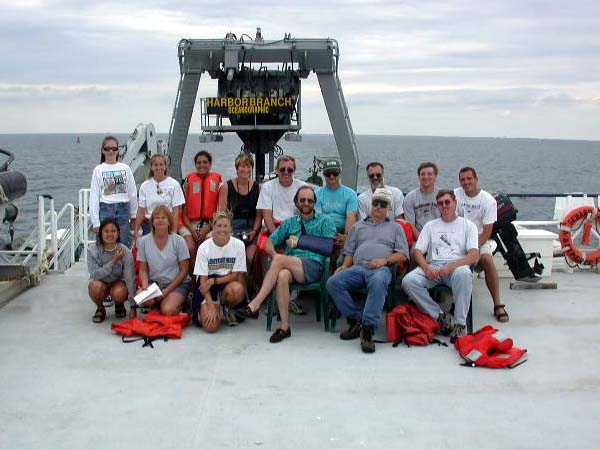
[559,206,600,265]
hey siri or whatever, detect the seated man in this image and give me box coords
[192,211,247,332]
[326,188,409,354]
[255,154,306,315]
[454,166,508,322]
[401,189,479,343]
[236,186,336,343]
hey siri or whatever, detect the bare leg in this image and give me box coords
[275,269,293,330]
[161,291,186,316]
[479,254,501,306]
[109,280,128,304]
[247,255,305,312]
[88,280,108,308]
[221,281,246,308]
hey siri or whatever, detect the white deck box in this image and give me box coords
[493,227,557,278]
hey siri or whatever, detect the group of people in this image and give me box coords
[87,135,508,353]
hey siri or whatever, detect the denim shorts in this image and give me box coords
[232,218,258,245]
[298,258,324,285]
[154,279,192,297]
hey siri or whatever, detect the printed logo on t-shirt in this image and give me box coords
[102,170,128,195]
[460,201,481,217]
[433,231,455,259]
[208,257,236,272]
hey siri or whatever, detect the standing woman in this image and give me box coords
[133,154,185,240]
[179,150,222,259]
[87,219,135,323]
[135,205,190,317]
[89,136,137,247]
[218,154,262,267]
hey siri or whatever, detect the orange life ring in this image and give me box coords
[559,206,600,265]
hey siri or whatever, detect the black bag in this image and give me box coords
[297,222,334,256]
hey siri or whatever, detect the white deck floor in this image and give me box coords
[1,262,599,450]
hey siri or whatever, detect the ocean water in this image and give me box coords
[1,133,599,246]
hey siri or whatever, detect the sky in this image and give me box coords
[1,0,599,140]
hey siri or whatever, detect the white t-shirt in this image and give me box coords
[194,237,247,277]
[89,162,138,227]
[138,176,185,219]
[358,185,404,220]
[415,216,479,265]
[454,187,497,234]
[256,178,306,222]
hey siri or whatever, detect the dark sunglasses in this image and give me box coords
[298,198,315,204]
[437,199,452,206]
[102,146,119,152]
[279,167,295,174]
[323,170,340,178]
[156,183,163,195]
[368,173,383,179]
[371,200,388,208]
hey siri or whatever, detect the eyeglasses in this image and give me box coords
[368,173,383,180]
[298,198,315,204]
[371,200,388,208]
[156,183,163,195]
[323,170,340,178]
[437,199,452,206]
[279,167,295,174]
[103,146,119,152]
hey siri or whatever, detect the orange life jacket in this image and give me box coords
[184,172,222,222]
[257,220,283,256]
[454,325,527,368]
[394,219,415,274]
[111,310,191,347]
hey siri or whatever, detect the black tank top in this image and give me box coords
[227,179,259,222]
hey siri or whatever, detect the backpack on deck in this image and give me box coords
[386,303,444,346]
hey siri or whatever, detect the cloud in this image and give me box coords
[0,0,599,139]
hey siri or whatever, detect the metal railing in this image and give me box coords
[0,195,78,273]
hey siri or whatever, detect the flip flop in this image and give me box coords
[494,304,509,323]
[92,308,106,323]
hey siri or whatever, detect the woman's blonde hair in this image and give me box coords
[148,154,169,179]
[212,209,233,227]
[150,205,174,234]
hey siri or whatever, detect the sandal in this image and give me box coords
[115,303,126,319]
[92,307,106,323]
[494,304,509,323]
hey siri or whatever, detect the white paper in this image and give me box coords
[133,283,162,305]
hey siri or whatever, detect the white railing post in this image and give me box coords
[81,189,90,262]
[70,204,75,265]
[50,198,57,270]
[37,196,45,270]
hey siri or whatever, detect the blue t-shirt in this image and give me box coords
[269,213,337,264]
[315,185,358,231]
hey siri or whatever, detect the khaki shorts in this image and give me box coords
[179,220,210,237]
[479,239,497,256]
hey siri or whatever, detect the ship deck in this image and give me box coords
[1,262,599,450]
